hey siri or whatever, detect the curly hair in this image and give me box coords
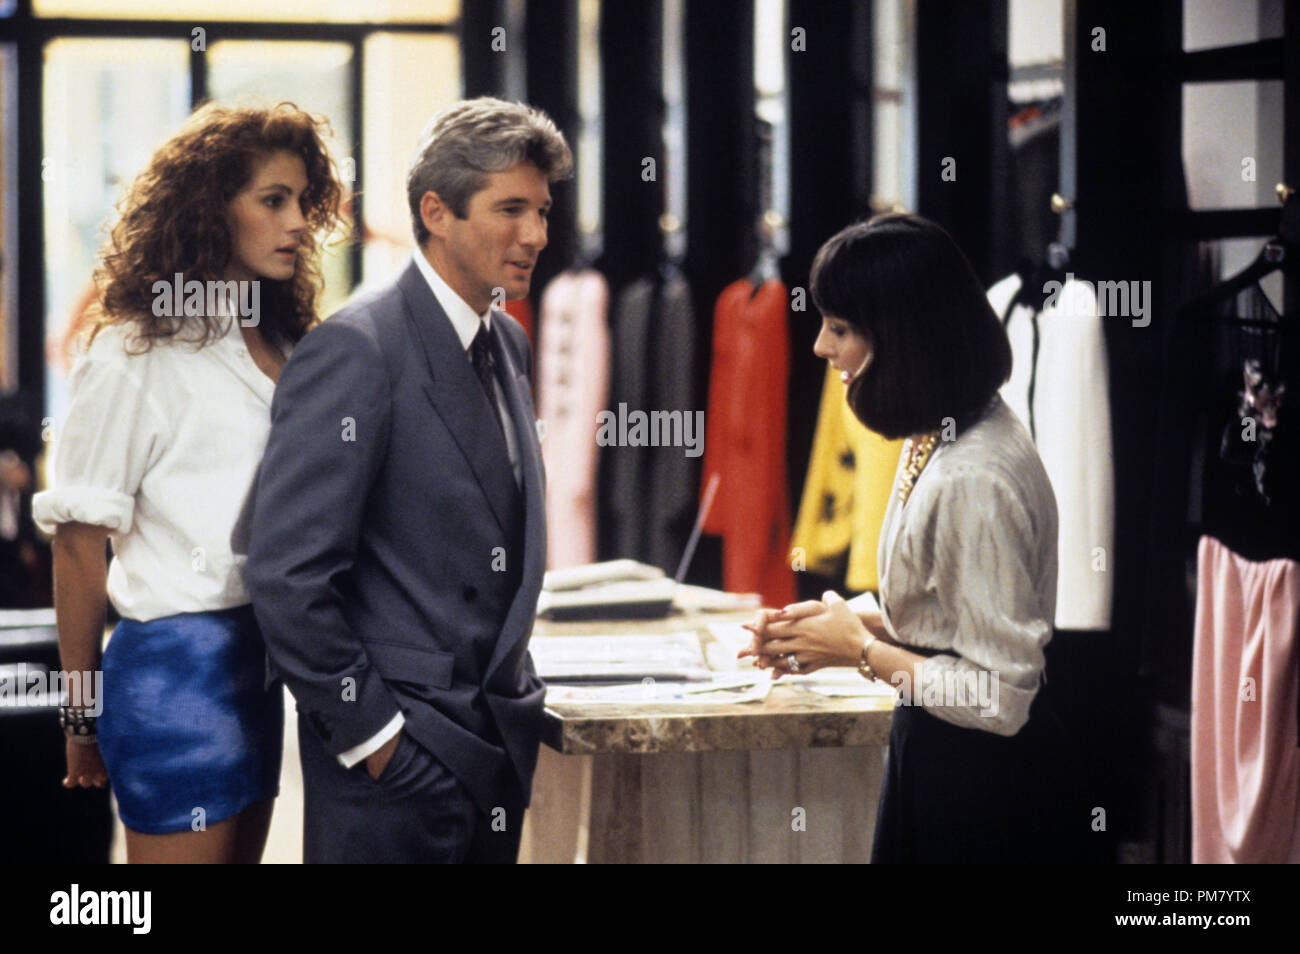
[90,101,345,352]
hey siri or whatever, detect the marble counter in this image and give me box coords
[519,585,895,863]
[533,584,895,756]
[542,685,895,755]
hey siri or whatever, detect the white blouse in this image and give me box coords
[876,395,1059,736]
[33,315,283,622]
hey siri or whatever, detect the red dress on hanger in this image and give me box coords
[701,277,796,607]
[503,297,534,346]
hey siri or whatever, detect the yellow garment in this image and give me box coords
[845,420,903,591]
[790,366,903,592]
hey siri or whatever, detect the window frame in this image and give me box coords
[0,0,457,404]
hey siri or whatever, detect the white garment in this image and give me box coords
[410,248,520,488]
[33,316,282,622]
[987,273,1115,631]
[876,396,1059,735]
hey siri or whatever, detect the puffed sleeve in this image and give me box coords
[32,342,170,536]
[902,468,1053,736]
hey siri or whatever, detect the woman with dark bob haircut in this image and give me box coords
[33,101,344,862]
[744,213,1083,862]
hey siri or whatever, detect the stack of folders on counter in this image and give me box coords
[529,632,711,684]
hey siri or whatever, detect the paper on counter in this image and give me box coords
[531,633,710,682]
[542,559,665,591]
[705,622,755,671]
[672,583,762,613]
[545,672,773,705]
[787,667,899,698]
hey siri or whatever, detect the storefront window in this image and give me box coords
[358,31,460,288]
[34,0,457,24]
[208,39,356,313]
[41,38,190,420]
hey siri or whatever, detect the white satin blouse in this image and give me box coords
[33,315,283,622]
[876,395,1060,735]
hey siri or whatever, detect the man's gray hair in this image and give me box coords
[407,97,574,244]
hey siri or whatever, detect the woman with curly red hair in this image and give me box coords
[33,101,344,863]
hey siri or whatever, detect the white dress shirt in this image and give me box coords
[411,248,521,486]
[33,313,282,622]
[337,250,524,770]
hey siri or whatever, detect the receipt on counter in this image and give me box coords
[545,673,773,705]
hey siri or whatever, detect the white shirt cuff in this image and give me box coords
[337,711,406,769]
[32,486,135,536]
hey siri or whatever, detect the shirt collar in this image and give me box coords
[411,247,492,351]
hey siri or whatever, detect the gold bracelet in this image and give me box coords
[857,635,878,681]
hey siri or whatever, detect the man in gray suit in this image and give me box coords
[245,98,572,863]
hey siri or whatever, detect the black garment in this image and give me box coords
[0,390,52,608]
[1196,289,1300,562]
[1185,285,1300,742]
[1144,280,1300,708]
[604,278,652,563]
[871,656,1091,863]
[470,323,507,441]
[1005,101,1062,274]
[601,270,698,573]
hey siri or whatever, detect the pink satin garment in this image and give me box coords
[1191,535,1300,863]
[536,269,610,569]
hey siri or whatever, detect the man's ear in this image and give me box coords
[420,190,452,240]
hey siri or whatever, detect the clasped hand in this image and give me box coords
[739,590,885,678]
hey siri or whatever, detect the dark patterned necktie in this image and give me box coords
[470,323,505,437]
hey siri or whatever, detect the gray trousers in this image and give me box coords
[297,712,525,864]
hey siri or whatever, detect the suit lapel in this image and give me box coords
[485,312,547,683]
[488,315,544,501]
[398,262,519,537]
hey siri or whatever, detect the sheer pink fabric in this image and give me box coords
[1191,535,1300,863]
[536,270,610,570]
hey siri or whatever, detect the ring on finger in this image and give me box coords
[786,653,802,674]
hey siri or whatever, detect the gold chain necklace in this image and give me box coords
[897,431,940,505]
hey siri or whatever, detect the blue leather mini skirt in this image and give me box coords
[97,605,283,835]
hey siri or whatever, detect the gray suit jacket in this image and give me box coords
[244,259,547,812]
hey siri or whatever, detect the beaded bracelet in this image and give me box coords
[59,706,98,744]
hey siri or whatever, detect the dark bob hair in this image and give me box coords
[809,212,1012,440]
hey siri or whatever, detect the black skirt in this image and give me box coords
[870,669,1091,864]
